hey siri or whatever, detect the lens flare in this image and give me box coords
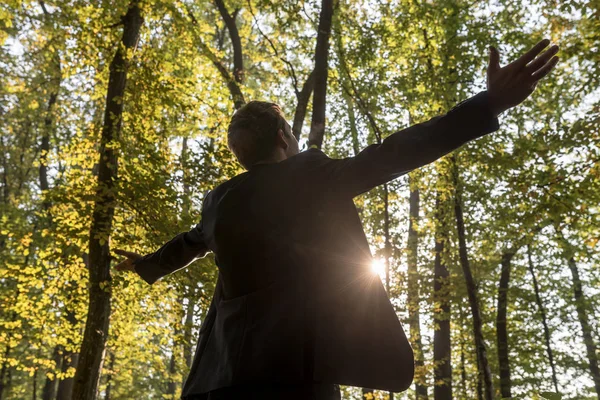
[371,258,385,276]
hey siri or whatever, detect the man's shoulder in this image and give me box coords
[202,172,249,204]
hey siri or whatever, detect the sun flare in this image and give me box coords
[371,258,385,276]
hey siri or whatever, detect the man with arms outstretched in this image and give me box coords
[115,40,559,399]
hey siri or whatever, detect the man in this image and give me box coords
[115,40,559,399]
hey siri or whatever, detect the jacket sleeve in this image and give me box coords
[313,90,500,198]
[133,221,211,285]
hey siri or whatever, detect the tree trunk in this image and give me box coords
[56,349,78,400]
[568,256,600,398]
[459,306,468,399]
[214,0,243,85]
[183,296,195,370]
[71,4,143,399]
[41,346,62,400]
[433,193,451,400]
[292,70,315,142]
[526,245,559,394]
[407,173,428,399]
[166,350,177,397]
[452,160,494,400]
[104,353,114,400]
[307,0,334,150]
[496,251,515,399]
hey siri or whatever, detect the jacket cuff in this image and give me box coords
[460,90,500,138]
[133,255,162,285]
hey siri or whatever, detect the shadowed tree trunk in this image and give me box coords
[42,346,62,400]
[407,173,428,399]
[214,0,243,84]
[496,251,516,399]
[452,158,493,400]
[433,192,451,400]
[104,353,114,400]
[292,71,315,142]
[526,245,559,394]
[566,256,600,399]
[555,228,600,398]
[0,339,12,400]
[71,3,143,399]
[56,348,79,400]
[183,295,195,370]
[307,0,334,150]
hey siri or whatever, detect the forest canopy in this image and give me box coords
[0,0,599,399]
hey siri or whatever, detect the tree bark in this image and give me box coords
[292,70,315,142]
[186,8,245,110]
[183,296,195,370]
[41,346,62,400]
[452,160,494,400]
[56,350,78,400]
[104,353,114,400]
[407,173,428,399]
[214,0,243,84]
[71,3,143,399]
[496,251,515,399]
[526,245,559,394]
[307,0,334,150]
[433,192,451,400]
[568,256,600,398]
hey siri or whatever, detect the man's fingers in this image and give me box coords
[114,249,139,259]
[488,46,501,74]
[514,38,551,68]
[525,44,559,75]
[531,56,559,82]
[115,258,136,272]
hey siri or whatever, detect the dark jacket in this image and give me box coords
[134,91,500,397]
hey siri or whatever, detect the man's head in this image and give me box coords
[227,101,300,170]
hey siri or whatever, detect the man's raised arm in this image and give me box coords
[114,221,210,285]
[311,39,559,198]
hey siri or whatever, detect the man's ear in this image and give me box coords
[275,128,289,150]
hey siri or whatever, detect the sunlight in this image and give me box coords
[370,258,385,276]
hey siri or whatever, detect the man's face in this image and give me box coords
[283,120,300,157]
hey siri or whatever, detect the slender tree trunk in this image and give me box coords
[104,353,114,400]
[452,160,494,400]
[167,350,177,397]
[407,173,428,399]
[214,0,243,84]
[32,369,38,400]
[292,70,315,142]
[56,350,78,400]
[496,251,515,399]
[433,193,451,400]
[0,315,15,400]
[72,4,143,399]
[307,0,334,150]
[459,306,468,399]
[0,358,7,400]
[526,245,559,394]
[568,256,600,398]
[183,296,195,370]
[333,12,358,155]
[41,346,62,400]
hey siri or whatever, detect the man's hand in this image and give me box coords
[114,249,142,272]
[487,38,559,116]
